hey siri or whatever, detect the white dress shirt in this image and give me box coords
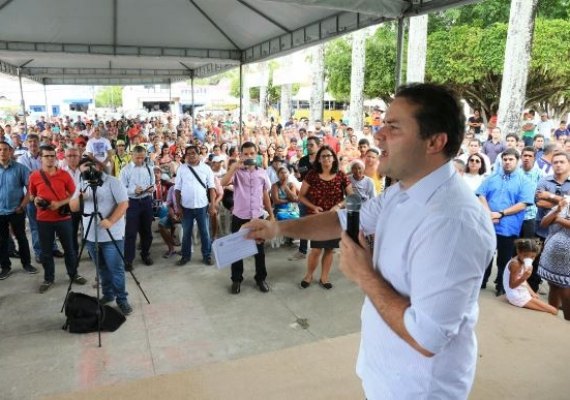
[338,162,495,400]
[174,162,214,209]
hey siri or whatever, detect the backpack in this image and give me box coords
[62,292,126,333]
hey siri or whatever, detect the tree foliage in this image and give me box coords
[323,0,570,118]
[94,86,123,108]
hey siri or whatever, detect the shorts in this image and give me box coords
[158,215,177,229]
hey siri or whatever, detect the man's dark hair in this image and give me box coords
[132,145,146,154]
[314,145,339,174]
[533,134,545,141]
[501,147,520,160]
[552,151,570,162]
[506,133,519,142]
[185,145,199,155]
[27,134,40,142]
[307,136,321,146]
[240,141,257,152]
[358,138,370,146]
[543,143,558,156]
[39,145,56,156]
[521,146,536,156]
[395,83,465,159]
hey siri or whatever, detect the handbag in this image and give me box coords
[187,164,211,202]
[39,170,72,216]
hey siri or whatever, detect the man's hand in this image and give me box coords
[135,185,144,195]
[339,231,375,287]
[100,218,113,230]
[243,218,280,241]
[14,206,25,214]
[48,200,61,211]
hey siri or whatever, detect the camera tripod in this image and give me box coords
[60,182,150,347]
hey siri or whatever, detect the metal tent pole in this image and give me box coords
[239,62,243,144]
[17,68,28,134]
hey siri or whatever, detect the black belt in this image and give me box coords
[129,197,152,202]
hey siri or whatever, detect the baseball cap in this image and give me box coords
[211,155,224,163]
[116,139,126,146]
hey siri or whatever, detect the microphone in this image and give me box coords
[345,193,362,245]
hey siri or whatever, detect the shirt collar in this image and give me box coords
[400,161,454,205]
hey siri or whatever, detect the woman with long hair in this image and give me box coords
[463,153,487,192]
[298,145,353,289]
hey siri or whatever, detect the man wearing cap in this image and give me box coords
[112,139,131,177]
[174,146,216,266]
[0,142,38,280]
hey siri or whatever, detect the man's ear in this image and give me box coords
[426,133,448,155]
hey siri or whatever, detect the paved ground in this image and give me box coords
[1,233,569,400]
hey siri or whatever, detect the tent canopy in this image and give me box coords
[0,0,479,85]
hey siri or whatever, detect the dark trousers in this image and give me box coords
[298,203,308,254]
[230,215,266,283]
[124,197,154,264]
[38,219,77,282]
[483,234,516,291]
[0,212,31,270]
[520,219,542,292]
[71,211,82,256]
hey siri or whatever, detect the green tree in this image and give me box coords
[325,23,397,104]
[94,86,123,108]
[427,19,570,118]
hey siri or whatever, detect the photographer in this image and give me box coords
[28,145,87,294]
[70,158,132,315]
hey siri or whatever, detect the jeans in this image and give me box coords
[124,197,154,264]
[86,240,128,302]
[71,211,82,256]
[27,203,58,258]
[37,219,77,282]
[483,234,516,291]
[180,206,211,260]
[231,215,266,282]
[0,212,31,269]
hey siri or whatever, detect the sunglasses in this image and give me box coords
[469,159,481,163]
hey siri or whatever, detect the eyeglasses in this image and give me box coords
[469,159,481,164]
[320,154,333,159]
[42,155,56,158]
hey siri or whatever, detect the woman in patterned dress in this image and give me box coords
[298,146,353,289]
[538,196,570,320]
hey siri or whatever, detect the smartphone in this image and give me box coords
[243,158,257,167]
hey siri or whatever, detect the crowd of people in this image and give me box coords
[0,102,569,318]
[1,83,569,398]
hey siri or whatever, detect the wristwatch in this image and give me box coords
[499,211,505,218]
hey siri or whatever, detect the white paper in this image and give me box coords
[212,229,259,269]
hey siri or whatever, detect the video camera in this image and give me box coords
[79,157,103,186]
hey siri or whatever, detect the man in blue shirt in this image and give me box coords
[477,148,534,296]
[0,142,38,280]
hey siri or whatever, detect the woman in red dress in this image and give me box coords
[298,145,353,289]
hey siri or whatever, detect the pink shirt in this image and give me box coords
[230,167,271,220]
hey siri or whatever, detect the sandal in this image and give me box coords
[299,280,311,289]
[319,280,333,290]
[162,250,177,259]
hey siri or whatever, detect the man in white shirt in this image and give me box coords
[174,145,216,266]
[86,126,112,172]
[243,84,496,399]
[536,113,554,139]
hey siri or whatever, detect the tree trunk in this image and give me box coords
[259,62,268,119]
[310,43,325,123]
[496,0,538,138]
[349,30,366,133]
[406,15,428,83]
[280,83,292,124]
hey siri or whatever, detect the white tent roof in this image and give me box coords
[0,0,479,85]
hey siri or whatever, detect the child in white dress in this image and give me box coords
[503,239,558,315]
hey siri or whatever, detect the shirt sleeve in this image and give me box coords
[517,176,535,205]
[475,175,489,197]
[403,216,494,354]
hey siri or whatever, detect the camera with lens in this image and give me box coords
[80,162,103,185]
[36,198,51,210]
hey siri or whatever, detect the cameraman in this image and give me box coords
[70,158,132,315]
[28,145,87,294]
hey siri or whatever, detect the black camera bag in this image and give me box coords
[63,292,126,333]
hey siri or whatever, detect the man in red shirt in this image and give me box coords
[322,127,340,153]
[28,145,87,293]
